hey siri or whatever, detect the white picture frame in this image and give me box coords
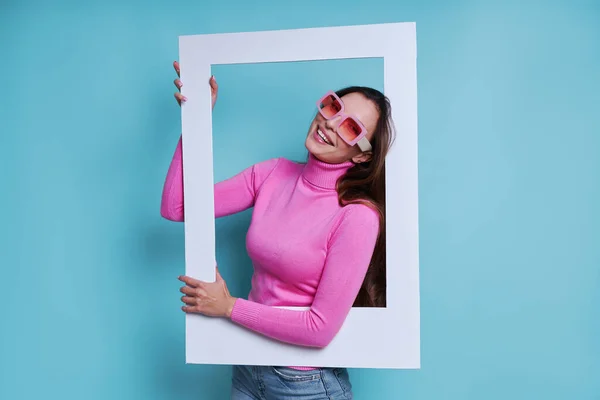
[178,22,420,369]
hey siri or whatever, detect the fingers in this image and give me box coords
[177,274,220,315]
[172,63,217,107]
[174,92,186,106]
[179,285,208,297]
[181,296,196,305]
[179,285,196,296]
[174,77,185,105]
[180,285,209,314]
[178,275,200,287]
[174,61,185,106]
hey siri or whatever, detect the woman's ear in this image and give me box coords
[352,151,372,164]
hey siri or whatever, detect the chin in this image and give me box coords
[304,128,347,164]
[304,136,325,159]
[305,145,336,164]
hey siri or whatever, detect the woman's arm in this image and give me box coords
[229,205,380,348]
[160,136,280,221]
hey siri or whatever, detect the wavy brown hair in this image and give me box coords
[334,86,395,308]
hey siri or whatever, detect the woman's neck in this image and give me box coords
[301,153,353,190]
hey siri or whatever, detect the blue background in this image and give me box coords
[211,58,384,303]
[1,1,599,399]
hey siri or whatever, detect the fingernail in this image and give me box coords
[182,96,187,102]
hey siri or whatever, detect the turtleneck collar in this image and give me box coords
[301,153,353,190]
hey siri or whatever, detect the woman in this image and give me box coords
[161,61,395,399]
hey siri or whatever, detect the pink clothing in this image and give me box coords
[161,136,379,350]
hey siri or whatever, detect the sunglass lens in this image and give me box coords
[319,94,342,118]
[338,118,362,143]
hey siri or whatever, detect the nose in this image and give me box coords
[324,116,341,129]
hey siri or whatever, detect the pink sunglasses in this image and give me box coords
[317,91,372,152]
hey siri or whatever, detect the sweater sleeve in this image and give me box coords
[160,137,186,221]
[229,205,380,348]
[160,136,280,221]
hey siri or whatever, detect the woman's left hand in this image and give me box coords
[179,267,237,318]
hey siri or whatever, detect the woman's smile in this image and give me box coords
[314,128,334,146]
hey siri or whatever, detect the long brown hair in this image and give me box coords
[334,86,395,308]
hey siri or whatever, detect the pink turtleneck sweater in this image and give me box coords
[161,137,379,350]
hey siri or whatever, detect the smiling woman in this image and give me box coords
[161,60,394,399]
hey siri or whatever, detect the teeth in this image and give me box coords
[317,129,332,145]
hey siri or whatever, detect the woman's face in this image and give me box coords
[305,92,379,164]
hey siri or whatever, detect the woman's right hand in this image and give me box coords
[173,60,218,109]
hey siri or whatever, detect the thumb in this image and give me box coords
[215,265,223,282]
[209,75,218,90]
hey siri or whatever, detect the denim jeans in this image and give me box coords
[230,365,353,399]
